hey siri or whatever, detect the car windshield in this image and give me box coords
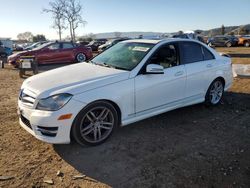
[89,41,96,45]
[91,42,155,71]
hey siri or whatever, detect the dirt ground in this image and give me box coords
[0,47,250,188]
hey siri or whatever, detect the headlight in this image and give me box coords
[36,93,73,111]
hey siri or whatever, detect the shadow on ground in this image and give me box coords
[228,54,250,58]
[54,92,250,188]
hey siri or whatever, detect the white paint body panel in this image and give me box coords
[18,39,233,144]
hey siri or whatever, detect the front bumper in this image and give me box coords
[18,98,86,144]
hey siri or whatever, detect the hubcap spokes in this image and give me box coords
[210,81,223,104]
[80,107,114,143]
[78,54,85,62]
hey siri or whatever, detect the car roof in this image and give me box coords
[122,38,202,44]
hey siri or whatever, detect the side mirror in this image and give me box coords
[146,64,164,74]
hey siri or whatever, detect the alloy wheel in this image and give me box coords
[209,80,224,104]
[77,53,86,62]
[79,106,114,144]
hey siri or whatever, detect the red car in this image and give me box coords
[8,41,93,67]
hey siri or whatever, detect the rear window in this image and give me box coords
[202,46,215,61]
[180,42,203,64]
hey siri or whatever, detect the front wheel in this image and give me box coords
[226,42,232,47]
[76,53,86,62]
[205,79,224,106]
[71,101,119,146]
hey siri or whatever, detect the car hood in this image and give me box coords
[22,62,130,98]
[8,50,36,59]
[99,43,110,48]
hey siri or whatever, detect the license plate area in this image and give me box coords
[21,61,32,69]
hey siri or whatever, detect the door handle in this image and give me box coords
[175,71,184,77]
[206,64,213,68]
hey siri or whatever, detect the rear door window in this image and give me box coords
[63,43,74,49]
[180,42,203,64]
[202,46,215,61]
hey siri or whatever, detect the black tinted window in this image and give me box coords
[63,43,74,49]
[202,46,215,60]
[180,42,203,64]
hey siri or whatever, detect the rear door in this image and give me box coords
[180,41,216,102]
[60,42,76,62]
[215,37,224,46]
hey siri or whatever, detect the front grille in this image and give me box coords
[19,89,36,107]
[20,114,32,130]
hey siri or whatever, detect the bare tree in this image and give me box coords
[64,0,87,42]
[17,32,33,42]
[44,0,66,40]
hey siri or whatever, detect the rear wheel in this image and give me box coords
[76,53,86,62]
[205,79,224,106]
[244,41,250,47]
[72,101,119,146]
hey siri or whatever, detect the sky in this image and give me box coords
[0,0,250,40]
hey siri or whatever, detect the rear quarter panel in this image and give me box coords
[214,56,233,91]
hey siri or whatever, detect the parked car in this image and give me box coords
[0,43,8,67]
[207,35,239,47]
[18,39,233,146]
[238,36,250,47]
[98,38,129,52]
[13,44,24,51]
[86,40,107,51]
[173,34,205,43]
[23,41,48,51]
[8,41,93,67]
[0,41,12,56]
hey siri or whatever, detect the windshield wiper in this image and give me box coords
[90,61,128,71]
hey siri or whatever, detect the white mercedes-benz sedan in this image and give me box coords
[18,39,233,146]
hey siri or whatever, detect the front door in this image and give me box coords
[37,43,61,64]
[135,43,186,113]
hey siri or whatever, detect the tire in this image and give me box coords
[0,60,4,68]
[76,53,86,62]
[71,101,119,146]
[205,79,224,106]
[32,62,39,75]
[226,42,232,48]
[19,69,25,78]
[244,41,250,47]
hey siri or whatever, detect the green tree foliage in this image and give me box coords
[33,35,47,42]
